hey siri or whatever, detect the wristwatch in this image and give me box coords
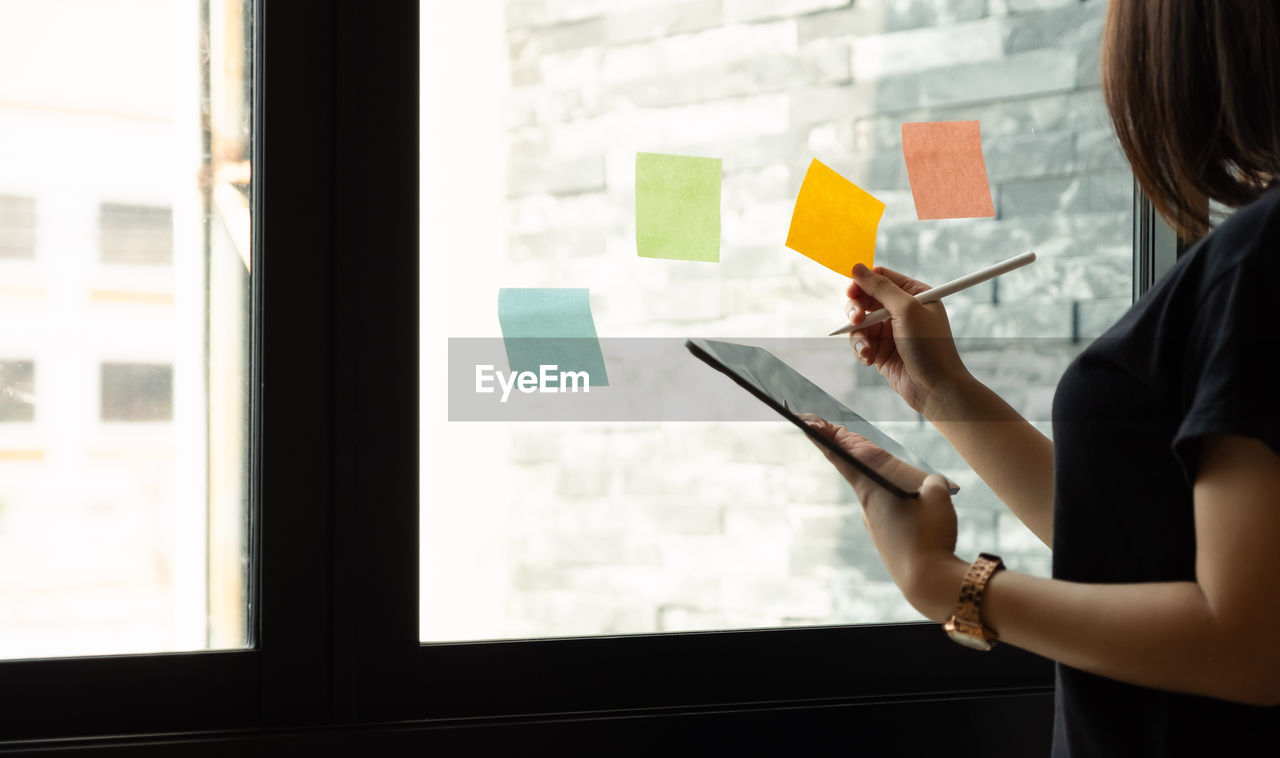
[944,552,1005,651]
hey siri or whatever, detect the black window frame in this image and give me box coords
[0,1,1176,752]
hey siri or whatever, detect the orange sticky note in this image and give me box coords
[901,120,996,220]
[785,158,886,277]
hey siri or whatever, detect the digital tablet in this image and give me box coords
[686,338,959,500]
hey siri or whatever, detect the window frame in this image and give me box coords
[1133,180,1181,299]
[0,0,1173,749]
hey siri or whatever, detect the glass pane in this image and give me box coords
[0,0,252,659]
[422,0,1131,641]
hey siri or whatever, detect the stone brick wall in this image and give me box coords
[484,0,1127,636]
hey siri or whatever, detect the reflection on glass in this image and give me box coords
[0,0,252,659]
[422,2,1132,641]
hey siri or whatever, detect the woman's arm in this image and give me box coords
[911,434,1280,706]
[924,374,1056,546]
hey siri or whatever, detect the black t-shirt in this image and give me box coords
[1051,188,1280,756]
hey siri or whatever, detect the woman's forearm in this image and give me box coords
[924,374,1055,545]
[916,557,1280,707]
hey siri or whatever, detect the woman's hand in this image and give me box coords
[845,263,972,418]
[803,414,962,619]
[797,412,934,492]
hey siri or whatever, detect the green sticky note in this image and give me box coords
[498,288,609,387]
[635,152,721,262]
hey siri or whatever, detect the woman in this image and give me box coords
[805,2,1280,754]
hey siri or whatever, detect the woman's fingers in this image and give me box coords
[850,330,875,364]
[845,307,892,365]
[919,473,952,499]
[801,416,864,483]
[804,416,931,505]
[846,274,887,309]
[845,277,862,301]
[845,293,882,324]
[801,414,855,448]
[846,266,933,327]
[851,264,921,316]
[801,416,890,467]
[868,265,932,296]
[797,412,826,428]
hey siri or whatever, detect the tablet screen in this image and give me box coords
[686,338,958,500]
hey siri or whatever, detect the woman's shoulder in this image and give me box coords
[1182,187,1280,287]
[1104,189,1280,344]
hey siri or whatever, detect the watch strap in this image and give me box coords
[951,552,1004,641]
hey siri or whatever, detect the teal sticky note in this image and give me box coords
[635,152,721,262]
[498,288,609,387]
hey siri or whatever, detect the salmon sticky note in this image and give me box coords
[785,158,886,277]
[901,121,996,220]
[635,152,722,262]
[498,288,609,387]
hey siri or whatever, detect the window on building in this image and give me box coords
[0,196,35,260]
[0,360,34,422]
[98,203,174,265]
[100,362,173,422]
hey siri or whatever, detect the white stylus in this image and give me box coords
[828,251,1037,336]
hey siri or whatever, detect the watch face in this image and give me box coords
[946,627,993,652]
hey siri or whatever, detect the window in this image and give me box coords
[100,362,173,421]
[0,0,249,664]
[98,203,175,266]
[422,1,1130,642]
[0,196,35,260]
[0,1,1173,751]
[0,360,34,422]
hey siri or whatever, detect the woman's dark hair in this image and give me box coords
[1103,1,1280,239]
